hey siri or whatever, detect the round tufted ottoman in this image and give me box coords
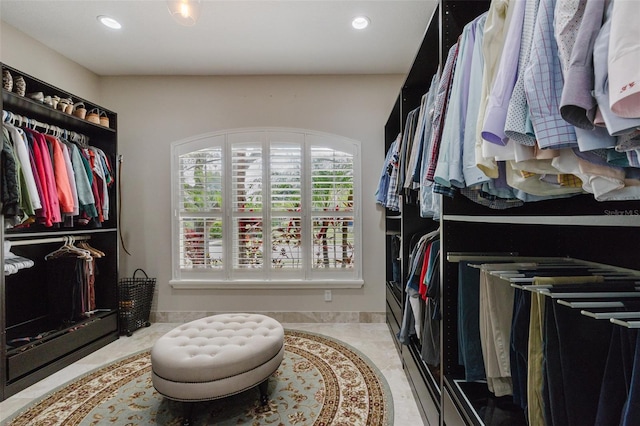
[151,313,284,425]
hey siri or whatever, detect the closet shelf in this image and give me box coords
[443,214,640,227]
[5,227,118,239]
[2,64,116,142]
[2,91,115,138]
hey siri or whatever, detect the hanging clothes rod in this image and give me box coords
[8,235,90,247]
[2,109,90,145]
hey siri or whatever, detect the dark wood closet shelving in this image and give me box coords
[383,1,640,425]
[1,64,119,401]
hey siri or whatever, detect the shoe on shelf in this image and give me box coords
[86,108,100,124]
[2,69,13,91]
[13,76,26,96]
[27,92,45,103]
[73,102,87,119]
[99,111,110,127]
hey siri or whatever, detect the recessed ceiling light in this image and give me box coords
[97,15,122,30]
[352,16,370,30]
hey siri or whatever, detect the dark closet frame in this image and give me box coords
[0,64,120,401]
[384,1,640,425]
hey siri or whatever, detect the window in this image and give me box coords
[171,129,362,288]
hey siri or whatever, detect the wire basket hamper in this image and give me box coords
[118,269,156,336]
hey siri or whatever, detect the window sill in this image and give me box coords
[169,279,364,290]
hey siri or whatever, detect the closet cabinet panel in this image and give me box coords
[386,285,402,351]
[443,388,472,426]
[1,64,119,401]
[403,344,440,426]
[7,314,118,382]
[382,4,447,425]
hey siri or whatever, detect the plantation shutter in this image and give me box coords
[270,143,303,270]
[310,146,355,269]
[177,146,224,269]
[230,142,263,269]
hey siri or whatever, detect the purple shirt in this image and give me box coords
[481,0,526,146]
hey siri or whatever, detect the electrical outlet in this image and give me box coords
[324,290,332,302]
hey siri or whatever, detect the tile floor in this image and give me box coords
[0,323,426,425]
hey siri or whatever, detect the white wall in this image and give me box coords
[2,21,404,318]
[1,23,101,102]
[100,74,401,316]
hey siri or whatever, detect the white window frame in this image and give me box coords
[170,128,363,289]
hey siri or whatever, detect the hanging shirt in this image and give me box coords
[608,0,640,118]
[376,138,398,207]
[505,0,541,147]
[524,0,578,150]
[482,0,525,147]
[60,141,79,216]
[425,42,459,182]
[4,125,41,212]
[66,142,97,219]
[475,0,518,177]
[560,0,606,129]
[27,130,54,226]
[463,13,491,187]
[435,16,481,188]
[46,135,74,215]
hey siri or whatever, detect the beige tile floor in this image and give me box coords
[0,322,427,425]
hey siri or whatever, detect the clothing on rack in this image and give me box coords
[2,113,113,229]
[458,260,487,382]
[375,0,640,210]
[45,238,102,323]
[3,241,34,275]
[398,230,441,366]
[453,256,640,425]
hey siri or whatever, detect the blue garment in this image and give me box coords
[384,136,402,211]
[419,73,441,218]
[621,329,640,425]
[523,0,577,149]
[595,327,636,425]
[434,15,482,188]
[543,298,611,425]
[375,138,398,206]
[463,13,490,187]
[457,261,486,382]
[510,288,530,411]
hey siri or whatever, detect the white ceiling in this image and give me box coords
[0,0,438,76]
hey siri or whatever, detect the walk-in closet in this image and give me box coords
[1,65,119,400]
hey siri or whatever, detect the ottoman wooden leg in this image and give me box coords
[258,378,269,406]
[182,401,194,426]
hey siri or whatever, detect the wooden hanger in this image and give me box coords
[45,236,92,260]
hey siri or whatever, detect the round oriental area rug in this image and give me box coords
[4,329,393,425]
